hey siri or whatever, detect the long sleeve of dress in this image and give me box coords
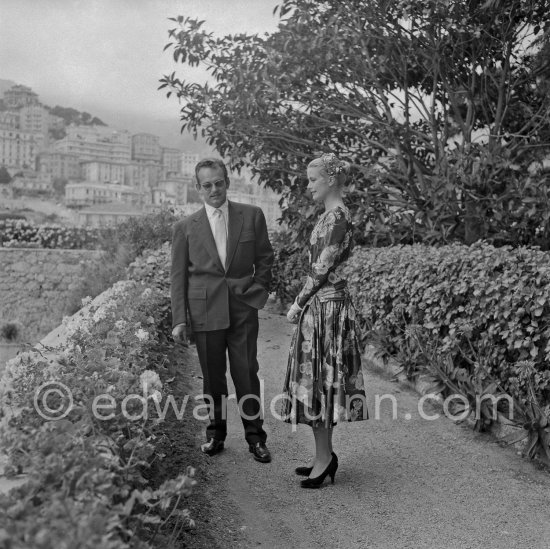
[295,210,349,308]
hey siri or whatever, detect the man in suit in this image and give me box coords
[171,158,274,462]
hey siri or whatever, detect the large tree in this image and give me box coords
[161,0,550,246]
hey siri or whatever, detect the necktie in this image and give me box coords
[212,208,227,268]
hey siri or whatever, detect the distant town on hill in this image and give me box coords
[0,91,106,133]
[0,78,208,153]
[0,100,107,141]
[0,79,283,231]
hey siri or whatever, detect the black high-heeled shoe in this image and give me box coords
[300,454,338,488]
[295,452,338,476]
[295,464,313,476]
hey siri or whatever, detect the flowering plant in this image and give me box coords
[0,219,101,249]
[0,247,196,547]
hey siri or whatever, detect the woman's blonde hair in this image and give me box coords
[308,153,351,187]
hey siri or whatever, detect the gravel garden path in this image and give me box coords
[194,303,550,549]
[1,303,549,548]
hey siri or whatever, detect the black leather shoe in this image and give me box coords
[249,442,271,463]
[200,438,224,456]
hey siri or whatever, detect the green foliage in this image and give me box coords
[0,209,178,316]
[51,177,68,197]
[271,234,550,459]
[161,0,550,247]
[497,365,550,463]
[0,213,25,221]
[66,209,178,316]
[0,166,11,184]
[270,231,309,305]
[64,246,133,317]
[100,208,177,259]
[407,328,550,461]
[126,243,171,296]
[0,321,23,343]
[0,251,196,547]
[46,104,106,127]
[0,219,101,249]
[343,242,550,405]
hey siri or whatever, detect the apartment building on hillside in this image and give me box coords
[131,133,161,163]
[36,151,81,181]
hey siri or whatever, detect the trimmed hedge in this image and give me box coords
[342,242,550,404]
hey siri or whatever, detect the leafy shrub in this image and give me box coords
[126,243,171,294]
[0,208,177,253]
[0,321,24,343]
[270,231,308,306]
[271,235,550,458]
[342,242,550,405]
[65,208,177,316]
[64,246,133,316]
[0,248,196,547]
[0,219,102,249]
[100,208,177,259]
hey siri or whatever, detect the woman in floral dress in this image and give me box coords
[282,153,368,488]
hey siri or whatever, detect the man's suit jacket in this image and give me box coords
[170,201,274,332]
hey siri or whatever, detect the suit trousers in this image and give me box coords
[194,295,267,445]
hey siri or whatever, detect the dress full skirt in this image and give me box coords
[281,288,368,427]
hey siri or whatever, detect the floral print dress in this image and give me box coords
[281,205,368,427]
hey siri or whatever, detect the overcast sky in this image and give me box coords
[0,0,279,146]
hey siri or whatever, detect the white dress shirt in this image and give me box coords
[205,200,229,266]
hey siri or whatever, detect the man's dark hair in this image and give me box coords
[194,157,229,184]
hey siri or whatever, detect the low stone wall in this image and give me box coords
[0,248,102,343]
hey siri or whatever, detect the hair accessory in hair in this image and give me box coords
[321,153,345,176]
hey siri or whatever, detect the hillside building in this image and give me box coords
[36,151,81,181]
[125,160,160,196]
[19,104,50,146]
[53,125,131,164]
[65,181,141,208]
[161,146,181,176]
[3,85,39,109]
[180,152,199,177]
[0,127,40,171]
[131,133,161,163]
[76,201,144,228]
[153,174,191,205]
[11,169,52,193]
[0,111,19,129]
[81,160,125,184]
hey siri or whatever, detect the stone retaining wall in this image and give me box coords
[0,248,102,343]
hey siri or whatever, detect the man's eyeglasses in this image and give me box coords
[198,179,227,192]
